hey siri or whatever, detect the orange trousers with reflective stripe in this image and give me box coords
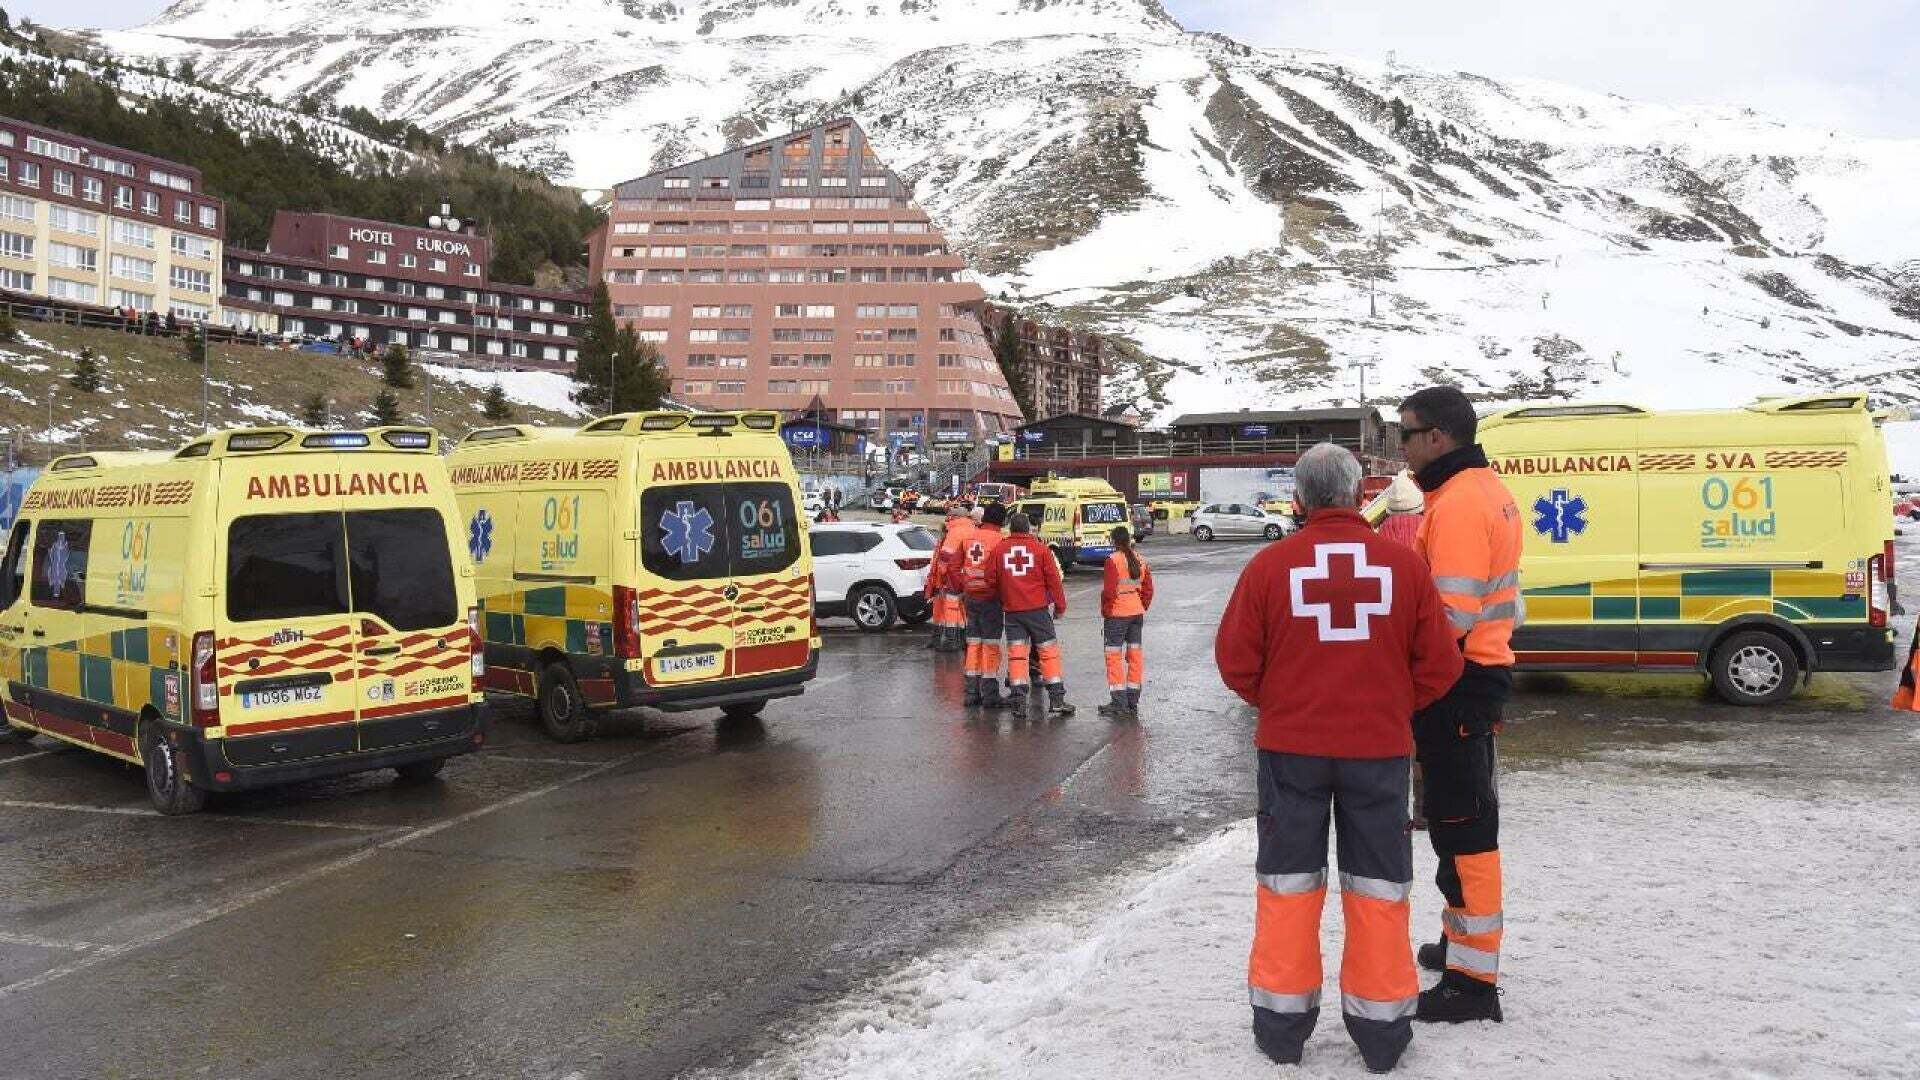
[1416,692,1505,984]
[1249,751,1417,1063]
[1102,614,1144,704]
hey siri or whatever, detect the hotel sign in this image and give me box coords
[345,225,475,260]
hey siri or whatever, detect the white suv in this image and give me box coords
[1191,502,1293,541]
[810,522,937,631]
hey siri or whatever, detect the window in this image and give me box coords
[170,267,213,294]
[110,287,154,311]
[893,221,929,233]
[767,379,830,395]
[430,258,447,273]
[175,199,191,223]
[776,303,834,318]
[635,329,668,343]
[367,250,387,265]
[734,199,770,212]
[273,291,295,306]
[400,254,417,268]
[52,169,73,196]
[888,328,918,342]
[685,353,718,368]
[811,221,848,234]
[0,231,32,260]
[0,520,28,610]
[885,378,915,395]
[639,304,672,318]
[114,220,156,249]
[80,177,102,203]
[0,194,32,224]
[26,136,81,164]
[14,161,42,188]
[650,246,686,258]
[425,285,446,300]
[330,243,350,259]
[364,277,384,292]
[149,169,193,192]
[728,270,766,283]
[225,511,452,630]
[662,177,690,189]
[853,353,884,368]
[47,278,97,303]
[713,381,746,395]
[774,197,811,210]
[860,175,889,188]
[110,254,155,283]
[407,307,429,321]
[887,353,917,367]
[702,176,730,189]
[464,263,481,277]
[780,176,810,188]
[114,185,132,209]
[48,206,99,237]
[48,241,97,271]
[198,205,216,229]
[171,233,213,259]
[346,510,457,630]
[141,190,158,215]
[311,296,334,312]
[0,268,33,291]
[31,519,92,611]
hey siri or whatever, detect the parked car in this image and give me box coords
[810,522,937,631]
[1129,503,1155,539]
[1191,502,1293,541]
[802,488,826,520]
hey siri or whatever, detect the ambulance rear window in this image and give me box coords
[641,482,800,582]
[228,510,454,628]
[347,510,456,631]
[1082,501,1127,525]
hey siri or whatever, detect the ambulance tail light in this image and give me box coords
[466,606,486,678]
[1868,542,1892,629]
[613,586,643,658]
[189,631,219,727]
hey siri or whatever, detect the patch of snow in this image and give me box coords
[717,768,1918,1080]
[423,364,587,417]
[1884,420,1920,480]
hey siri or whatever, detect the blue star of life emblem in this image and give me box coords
[44,529,69,596]
[661,500,716,565]
[1532,488,1588,544]
[467,509,494,564]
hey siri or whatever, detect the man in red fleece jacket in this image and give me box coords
[983,511,1075,716]
[1215,443,1462,1074]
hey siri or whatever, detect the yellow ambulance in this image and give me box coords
[0,427,485,813]
[1479,395,1896,704]
[448,410,818,741]
[1013,477,1131,569]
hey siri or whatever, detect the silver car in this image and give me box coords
[1191,502,1292,541]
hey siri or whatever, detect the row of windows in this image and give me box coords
[678,378,1010,399]
[0,152,215,227]
[617,219,931,236]
[615,197,910,213]
[614,243,949,259]
[661,175,891,191]
[37,273,209,319]
[605,267,959,285]
[234,287,574,337]
[278,318,578,362]
[4,132,198,193]
[323,242,482,277]
[230,262,581,316]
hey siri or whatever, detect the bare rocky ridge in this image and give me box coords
[93,0,1920,415]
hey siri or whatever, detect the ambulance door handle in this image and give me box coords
[740,603,766,613]
[363,644,401,656]
[29,629,44,638]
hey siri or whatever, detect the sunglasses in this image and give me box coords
[1399,425,1436,443]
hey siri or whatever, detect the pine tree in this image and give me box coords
[571,281,619,412]
[300,391,329,427]
[370,389,403,426]
[610,326,672,413]
[181,324,208,366]
[991,309,1035,421]
[380,343,415,389]
[0,304,20,343]
[70,347,102,393]
[480,382,515,422]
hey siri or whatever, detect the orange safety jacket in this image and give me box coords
[1415,445,1524,672]
[1895,624,1920,710]
[950,523,1006,601]
[928,517,977,598]
[1101,550,1154,618]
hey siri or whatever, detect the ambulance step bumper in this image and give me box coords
[629,651,818,714]
[169,704,487,791]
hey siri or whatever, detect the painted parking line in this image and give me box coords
[0,747,650,998]
[0,799,400,833]
[0,931,105,953]
[0,751,55,768]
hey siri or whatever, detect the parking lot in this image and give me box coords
[1,532,1916,1079]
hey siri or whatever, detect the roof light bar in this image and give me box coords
[641,415,688,431]
[302,432,371,449]
[226,432,292,452]
[381,430,434,449]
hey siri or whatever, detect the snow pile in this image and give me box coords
[1884,421,1920,480]
[423,364,587,417]
[718,767,1919,1079]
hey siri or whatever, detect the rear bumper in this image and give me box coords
[164,703,487,791]
[1809,625,1896,672]
[617,648,818,713]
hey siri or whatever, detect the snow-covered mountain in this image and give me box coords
[96,0,1920,416]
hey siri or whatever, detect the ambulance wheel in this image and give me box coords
[142,723,206,816]
[721,701,766,722]
[1263,524,1283,540]
[537,663,596,743]
[393,757,447,783]
[1193,525,1214,542]
[849,585,897,632]
[1708,630,1799,706]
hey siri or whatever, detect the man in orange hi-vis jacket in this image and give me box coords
[1397,384,1523,1024]
[1894,623,1920,709]
[925,504,975,653]
[1217,443,1462,1072]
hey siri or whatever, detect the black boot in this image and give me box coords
[1416,971,1502,1023]
[1417,936,1447,973]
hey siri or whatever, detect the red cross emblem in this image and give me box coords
[1288,542,1393,641]
[966,540,988,564]
[1003,545,1036,576]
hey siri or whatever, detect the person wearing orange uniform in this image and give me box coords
[1098,525,1154,719]
[950,502,1009,708]
[1397,385,1524,1024]
[1895,624,1920,710]
[925,504,975,653]
[983,511,1074,716]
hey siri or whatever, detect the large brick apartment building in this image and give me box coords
[979,302,1110,422]
[588,119,1022,442]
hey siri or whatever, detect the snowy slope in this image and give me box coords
[92,0,1920,418]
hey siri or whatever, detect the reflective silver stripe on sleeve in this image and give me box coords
[1480,600,1521,624]
[1446,605,1479,633]
[1444,910,1505,936]
[1249,985,1322,1015]
[1486,569,1520,594]
[1256,869,1327,895]
[1338,871,1412,903]
[1341,993,1418,1022]
[1445,940,1500,976]
[1434,571,1521,598]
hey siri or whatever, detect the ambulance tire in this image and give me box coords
[721,701,767,722]
[1708,630,1800,707]
[142,721,207,816]
[1193,525,1214,542]
[393,757,447,783]
[538,663,596,743]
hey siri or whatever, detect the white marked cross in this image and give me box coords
[1288,542,1393,642]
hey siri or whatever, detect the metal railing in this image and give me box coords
[1009,434,1371,461]
[0,294,282,348]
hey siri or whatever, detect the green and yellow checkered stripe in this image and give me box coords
[1524,570,1866,624]
[18,625,185,720]
[479,585,616,656]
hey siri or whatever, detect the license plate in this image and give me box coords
[654,651,722,681]
[240,686,325,709]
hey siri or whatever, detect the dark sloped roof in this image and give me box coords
[1168,408,1380,427]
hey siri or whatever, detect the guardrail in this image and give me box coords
[0,293,285,348]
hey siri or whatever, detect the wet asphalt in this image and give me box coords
[0,531,1915,1080]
